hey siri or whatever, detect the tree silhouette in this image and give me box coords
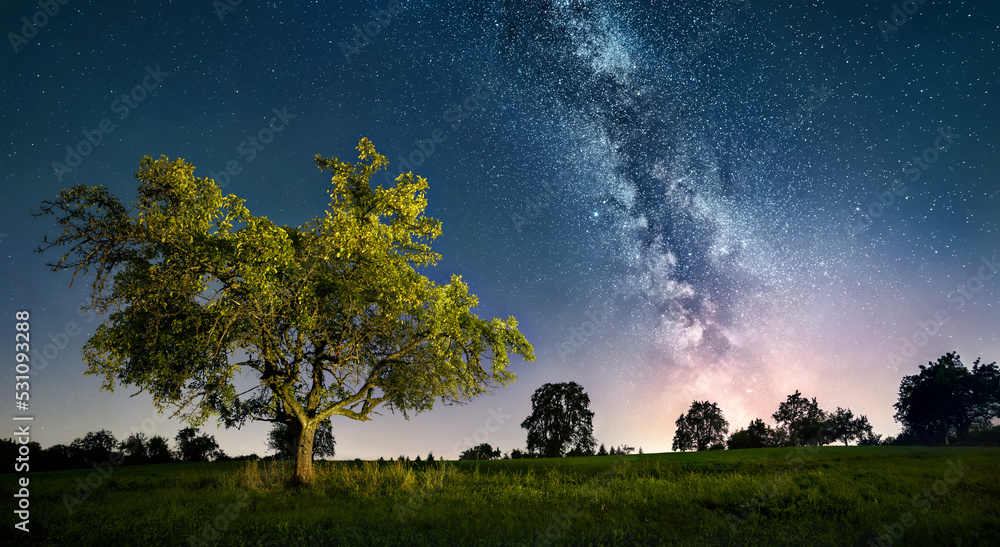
[772,391,826,446]
[459,443,501,460]
[894,352,1000,444]
[175,427,222,462]
[119,432,149,464]
[147,435,173,463]
[521,381,595,457]
[727,418,775,449]
[35,138,534,483]
[825,407,873,446]
[672,401,729,451]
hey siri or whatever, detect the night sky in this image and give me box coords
[1,0,997,460]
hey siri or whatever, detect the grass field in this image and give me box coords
[5,446,998,546]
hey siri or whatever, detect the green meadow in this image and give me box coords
[6,446,998,546]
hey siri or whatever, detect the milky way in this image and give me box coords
[2,0,996,456]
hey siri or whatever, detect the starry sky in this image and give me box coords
[1,0,997,460]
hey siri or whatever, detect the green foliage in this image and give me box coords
[35,138,534,482]
[521,381,596,457]
[894,352,1000,445]
[673,401,729,452]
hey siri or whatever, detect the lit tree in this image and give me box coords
[35,138,534,483]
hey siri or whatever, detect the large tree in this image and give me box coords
[672,401,729,451]
[36,138,534,483]
[772,390,827,446]
[894,352,1000,445]
[521,381,596,457]
[267,418,336,460]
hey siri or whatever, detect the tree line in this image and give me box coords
[0,427,228,472]
[483,351,999,459]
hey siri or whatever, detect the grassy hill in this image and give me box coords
[5,446,998,546]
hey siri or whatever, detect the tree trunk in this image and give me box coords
[292,421,318,484]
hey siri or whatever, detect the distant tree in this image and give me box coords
[673,401,729,451]
[35,139,534,484]
[510,448,530,459]
[414,454,422,463]
[378,456,386,464]
[40,443,79,470]
[521,382,596,457]
[459,443,501,460]
[175,427,221,462]
[427,451,435,463]
[618,444,635,455]
[72,429,118,463]
[597,443,608,456]
[147,435,173,463]
[267,418,336,460]
[728,419,777,450]
[772,391,827,446]
[966,423,1000,446]
[825,407,873,446]
[894,352,1000,445]
[857,431,884,446]
[638,447,643,455]
[119,432,149,464]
